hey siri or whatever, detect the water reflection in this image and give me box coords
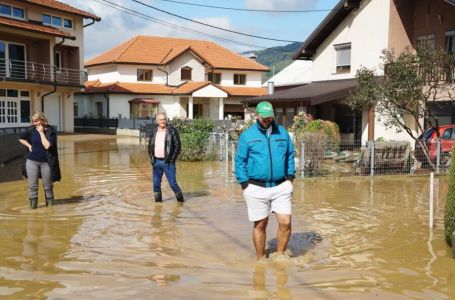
[0,135,454,299]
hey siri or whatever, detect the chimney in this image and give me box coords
[249,53,257,61]
[268,81,274,95]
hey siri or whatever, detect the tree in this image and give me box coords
[347,49,455,169]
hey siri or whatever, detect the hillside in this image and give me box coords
[242,42,303,82]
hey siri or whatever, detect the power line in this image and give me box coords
[131,0,300,43]
[93,0,268,49]
[155,0,332,13]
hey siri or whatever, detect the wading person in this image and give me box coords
[19,112,61,209]
[148,112,184,203]
[235,101,295,260]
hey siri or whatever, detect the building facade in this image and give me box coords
[0,0,100,131]
[250,0,455,144]
[76,35,268,121]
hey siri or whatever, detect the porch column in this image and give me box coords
[188,96,194,119]
[218,97,224,120]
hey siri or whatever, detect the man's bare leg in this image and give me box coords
[276,214,291,254]
[253,217,269,259]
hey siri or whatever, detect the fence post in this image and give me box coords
[219,134,223,161]
[225,134,229,173]
[436,139,441,174]
[300,141,305,177]
[370,141,375,176]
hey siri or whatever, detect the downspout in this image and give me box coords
[41,37,66,111]
[157,67,168,85]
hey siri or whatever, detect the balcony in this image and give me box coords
[0,58,87,87]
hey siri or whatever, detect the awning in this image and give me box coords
[246,78,358,105]
[128,98,160,104]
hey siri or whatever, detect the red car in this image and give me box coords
[415,124,455,165]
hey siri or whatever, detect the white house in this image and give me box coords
[0,0,100,131]
[249,0,455,144]
[76,35,268,121]
[262,60,312,90]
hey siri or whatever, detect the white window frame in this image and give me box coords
[42,12,73,29]
[334,43,351,74]
[0,3,25,20]
[0,89,30,125]
[0,40,27,78]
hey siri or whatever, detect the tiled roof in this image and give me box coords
[172,81,212,94]
[83,80,267,97]
[218,86,267,97]
[0,16,74,38]
[85,35,269,71]
[18,0,100,20]
[84,82,175,94]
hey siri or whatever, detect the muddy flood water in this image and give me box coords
[0,134,454,299]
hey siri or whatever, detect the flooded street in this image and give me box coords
[0,134,454,299]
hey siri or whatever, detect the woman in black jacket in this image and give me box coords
[19,112,61,209]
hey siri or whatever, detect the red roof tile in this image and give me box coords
[86,35,269,71]
[0,16,73,38]
[18,0,100,20]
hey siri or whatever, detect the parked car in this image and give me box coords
[414,124,455,166]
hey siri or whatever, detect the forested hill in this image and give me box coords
[242,42,303,82]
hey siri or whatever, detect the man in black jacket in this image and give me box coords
[148,113,184,202]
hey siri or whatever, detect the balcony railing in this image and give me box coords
[0,58,87,86]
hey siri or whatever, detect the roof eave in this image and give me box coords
[17,1,100,21]
[293,0,361,60]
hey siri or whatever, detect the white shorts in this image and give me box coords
[243,180,293,222]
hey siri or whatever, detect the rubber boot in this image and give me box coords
[154,192,162,203]
[29,197,38,209]
[46,197,54,206]
[175,192,184,203]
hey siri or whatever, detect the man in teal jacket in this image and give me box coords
[235,101,295,260]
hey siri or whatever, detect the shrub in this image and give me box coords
[172,118,214,161]
[445,146,455,246]
[228,118,255,141]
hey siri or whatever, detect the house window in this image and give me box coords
[208,72,221,84]
[52,16,62,26]
[181,67,192,80]
[131,103,158,119]
[447,31,455,54]
[0,4,24,19]
[74,102,78,117]
[64,19,73,29]
[0,88,30,124]
[137,69,153,81]
[42,14,72,29]
[233,74,246,85]
[416,34,435,52]
[334,43,351,73]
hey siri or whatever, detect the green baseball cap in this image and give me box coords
[256,101,274,118]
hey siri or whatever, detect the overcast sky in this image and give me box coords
[61,0,339,60]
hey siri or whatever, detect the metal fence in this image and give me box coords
[210,137,449,179]
[0,58,87,86]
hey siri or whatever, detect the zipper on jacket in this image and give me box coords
[267,133,273,184]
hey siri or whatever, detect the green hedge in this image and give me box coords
[445,147,455,246]
[172,118,215,161]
